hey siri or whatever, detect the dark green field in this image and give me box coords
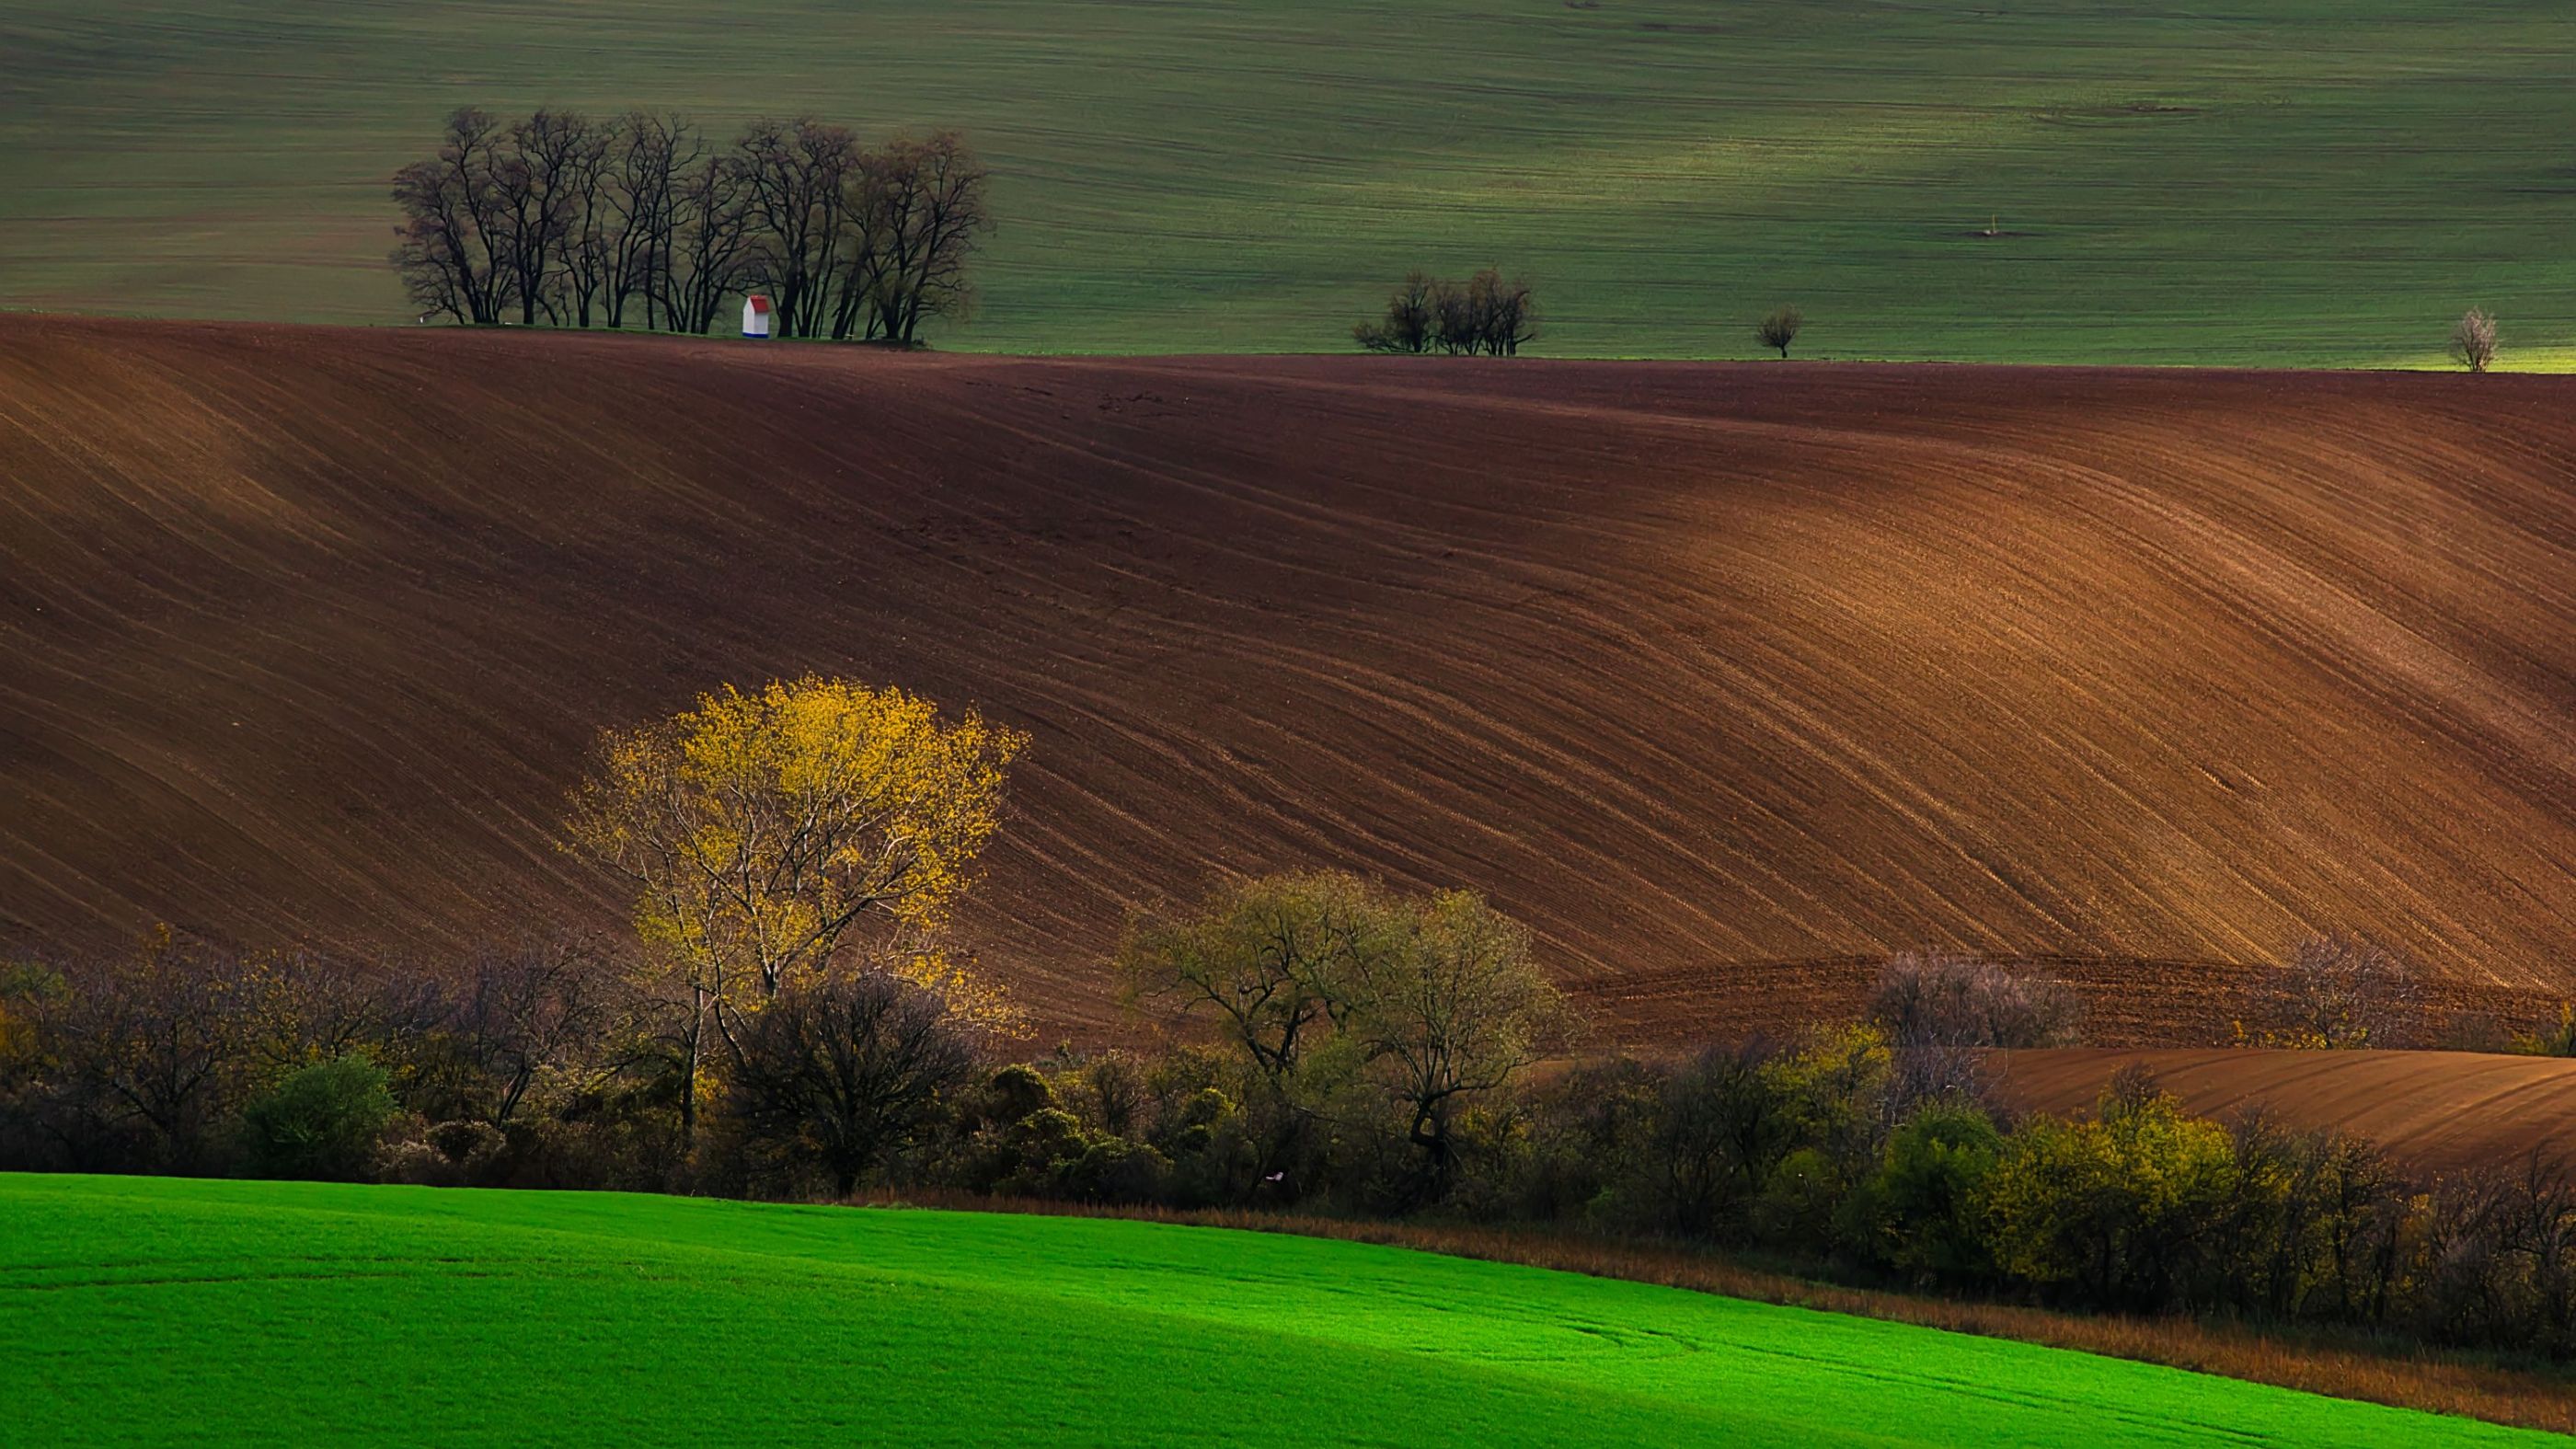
[1,0,2570,363]
[0,1175,2556,1445]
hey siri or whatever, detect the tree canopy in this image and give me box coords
[568,676,1027,1132]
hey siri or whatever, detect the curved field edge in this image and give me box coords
[0,1177,2550,1446]
[9,318,2576,1041]
[1990,1050,2576,1179]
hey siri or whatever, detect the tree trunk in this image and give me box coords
[679,984,706,1146]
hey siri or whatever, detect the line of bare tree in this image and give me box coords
[392,109,991,342]
[1353,268,1539,356]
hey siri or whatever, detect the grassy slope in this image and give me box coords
[0,1176,2553,1446]
[0,0,2569,365]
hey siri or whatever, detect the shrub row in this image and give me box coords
[7,931,2576,1362]
[1352,269,1538,356]
[394,109,989,340]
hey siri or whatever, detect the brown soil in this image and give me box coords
[6,316,2575,1040]
[1992,1047,2576,1179]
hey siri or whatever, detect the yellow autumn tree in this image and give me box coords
[567,676,1027,1136]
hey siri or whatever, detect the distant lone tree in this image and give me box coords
[2240,933,2427,1050]
[1755,305,1803,359]
[1869,951,2082,1051]
[1353,268,1536,356]
[2451,306,2499,373]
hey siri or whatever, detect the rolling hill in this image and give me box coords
[6,316,2576,1040]
[1993,1049,2576,1179]
[0,1176,2552,1445]
[1,0,2572,363]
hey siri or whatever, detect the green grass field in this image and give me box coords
[0,1,2570,364]
[0,1176,2554,1446]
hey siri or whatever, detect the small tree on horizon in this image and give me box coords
[2451,306,2499,373]
[1755,305,1803,359]
[2238,933,2427,1050]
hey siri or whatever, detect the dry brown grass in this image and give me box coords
[861,1189,2576,1437]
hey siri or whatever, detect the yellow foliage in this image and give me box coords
[2509,1002,2576,1058]
[1983,1081,2237,1289]
[568,676,1028,1036]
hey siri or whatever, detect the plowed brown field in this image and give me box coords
[6,316,2576,1039]
[1995,1050,2576,1177]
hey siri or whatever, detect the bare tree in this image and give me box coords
[2452,307,2499,374]
[1870,951,2082,1051]
[1756,305,1803,359]
[659,140,755,335]
[1463,268,1537,356]
[737,118,865,339]
[1353,271,1436,354]
[390,108,513,325]
[1356,269,1536,356]
[394,109,994,339]
[1431,278,1480,355]
[443,939,618,1124]
[723,969,981,1196]
[1870,950,2081,1110]
[391,109,991,343]
[849,131,993,343]
[554,117,619,328]
[593,112,672,329]
[41,932,258,1172]
[2252,934,2428,1049]
[489,110,594,326]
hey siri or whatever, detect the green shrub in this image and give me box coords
[1642,1041,1790,1238]
[1983,1074,2237,1311]
[1061,1136,1172,1203]
[1846,1099,2003,1285]
[2510,1003,2576,1057]
[1501,1056,1663,1225]
[1752,1146,1841,1252]
[1765,1022,1893,1170]
[1155,1087,1264,1208]
[240,1054,397,1181]
[985,1064,1057,1124]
